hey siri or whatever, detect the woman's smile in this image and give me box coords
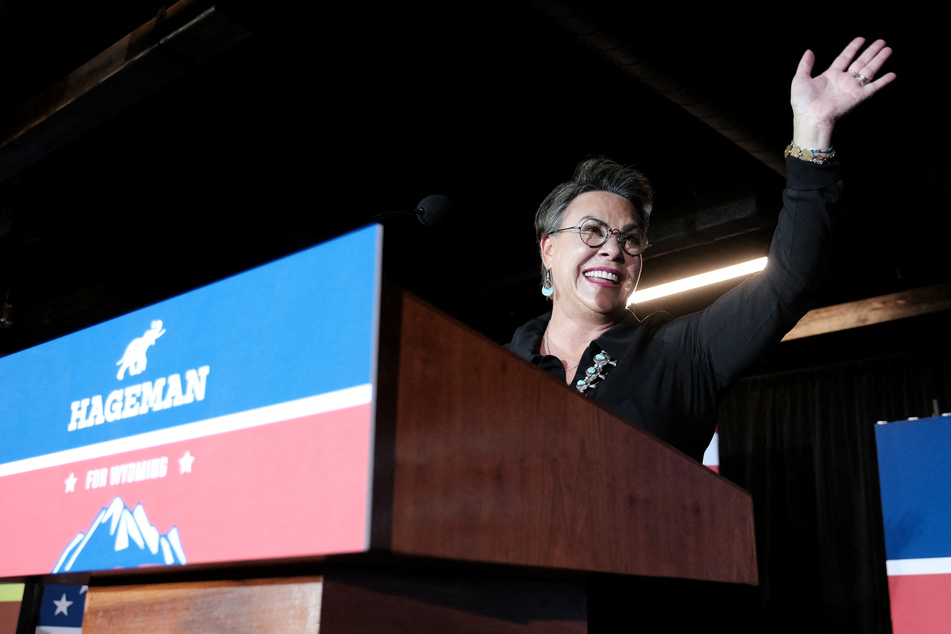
[541,190,643,321]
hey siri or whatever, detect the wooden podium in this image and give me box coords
[79,287,756,632]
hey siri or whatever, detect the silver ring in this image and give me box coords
[856,73,870,86]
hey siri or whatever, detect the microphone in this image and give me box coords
[415,194,454,228]
[372,195,455,228]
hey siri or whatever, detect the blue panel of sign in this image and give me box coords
[875,416,951,560]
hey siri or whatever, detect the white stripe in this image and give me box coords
[887,557,951,576]
[36,627,84,634]
[702,432,719,467]
[0,384,372,477]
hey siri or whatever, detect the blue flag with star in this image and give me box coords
[36,584,86,632]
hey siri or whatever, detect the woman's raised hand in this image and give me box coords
[791,37,896,149]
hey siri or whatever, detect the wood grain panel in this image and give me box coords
[380,290,756,584]
[81,571,585,634]
[82,577,323,633]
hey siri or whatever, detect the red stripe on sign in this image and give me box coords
[0,404,373,576]
[887,573,951,634]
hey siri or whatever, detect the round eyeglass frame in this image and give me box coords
[548,219,650,257]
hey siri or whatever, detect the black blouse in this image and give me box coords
[506,158,843,462]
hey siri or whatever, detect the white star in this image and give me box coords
[80,586,88,594]
[64,473,77,493]
[179,450,195,474]
[53,592,73,616]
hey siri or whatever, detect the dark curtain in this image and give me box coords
[714,321,951,633]
[590,316,951,632]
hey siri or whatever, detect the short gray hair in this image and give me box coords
[534,158,653,282]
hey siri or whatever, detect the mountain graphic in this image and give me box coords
[53,496,186,573]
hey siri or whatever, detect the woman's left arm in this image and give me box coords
[681,38,896,389]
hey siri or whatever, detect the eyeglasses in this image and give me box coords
[548,219,650,257]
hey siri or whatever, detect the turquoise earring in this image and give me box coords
[541,269,554,297]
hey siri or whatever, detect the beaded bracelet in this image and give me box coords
[785,142,835,165]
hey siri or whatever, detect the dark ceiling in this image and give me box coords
[0,0,944,363]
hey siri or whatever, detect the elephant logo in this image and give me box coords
[116,320,166,380]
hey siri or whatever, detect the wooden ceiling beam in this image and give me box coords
[783,284,951,341]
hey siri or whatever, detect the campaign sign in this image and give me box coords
[875,415,951,634]
[0,225,381,578]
